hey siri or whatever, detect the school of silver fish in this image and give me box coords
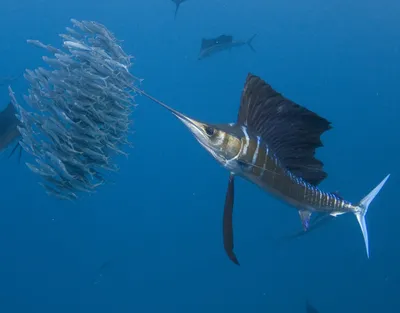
[8,19,141,201]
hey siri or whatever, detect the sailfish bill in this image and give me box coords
[135,73,390,264]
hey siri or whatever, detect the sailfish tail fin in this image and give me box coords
[354,174,390,258]
[246,34,257,52]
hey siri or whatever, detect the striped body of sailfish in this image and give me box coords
[136,73,390,265]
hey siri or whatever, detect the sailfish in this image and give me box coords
[0,102,22,162]
[198,34,257,60]
[171,0,188,20]
[135,73,390,265]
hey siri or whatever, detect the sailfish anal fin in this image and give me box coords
[299,210,312,231]
[223,173,240,265]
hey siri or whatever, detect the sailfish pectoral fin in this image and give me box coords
[223,173,240,265]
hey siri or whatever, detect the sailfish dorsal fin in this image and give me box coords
[237,73,332,186]
[201,35,232,50]
[215,35,233,44]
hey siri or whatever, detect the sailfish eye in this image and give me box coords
[204,126,215,136]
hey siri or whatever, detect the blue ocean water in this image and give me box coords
[0,0,399,312]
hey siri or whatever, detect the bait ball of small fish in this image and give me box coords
[8,19,140,201]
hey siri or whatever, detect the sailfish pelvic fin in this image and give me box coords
[223,173,239,265]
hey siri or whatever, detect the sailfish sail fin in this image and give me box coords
[237,73,331,186]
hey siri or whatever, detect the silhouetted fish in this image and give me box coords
[0,102,22,162]
[198,34,256,60]
[171,0,188,19]
[306,300,320,313]
[92,259,113,285]
[92,252,131,285]
[133,73,389,265]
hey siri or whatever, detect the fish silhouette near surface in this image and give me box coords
[171,0,188,20]
[92,259,113,285]
[306,300,320,313]
[134,73,389,265]
[198,34,256,60]
[0,102,22,162]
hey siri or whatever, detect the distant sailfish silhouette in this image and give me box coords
[171,0,188,20]
[92,259,113,285]
[0,102,22,162]
[198,34,257,60]
[0,74,23,162]
[306,300,320,313]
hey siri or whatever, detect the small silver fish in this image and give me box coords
[63,40,91,51]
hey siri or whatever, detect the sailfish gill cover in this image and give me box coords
[8,19,140,201]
